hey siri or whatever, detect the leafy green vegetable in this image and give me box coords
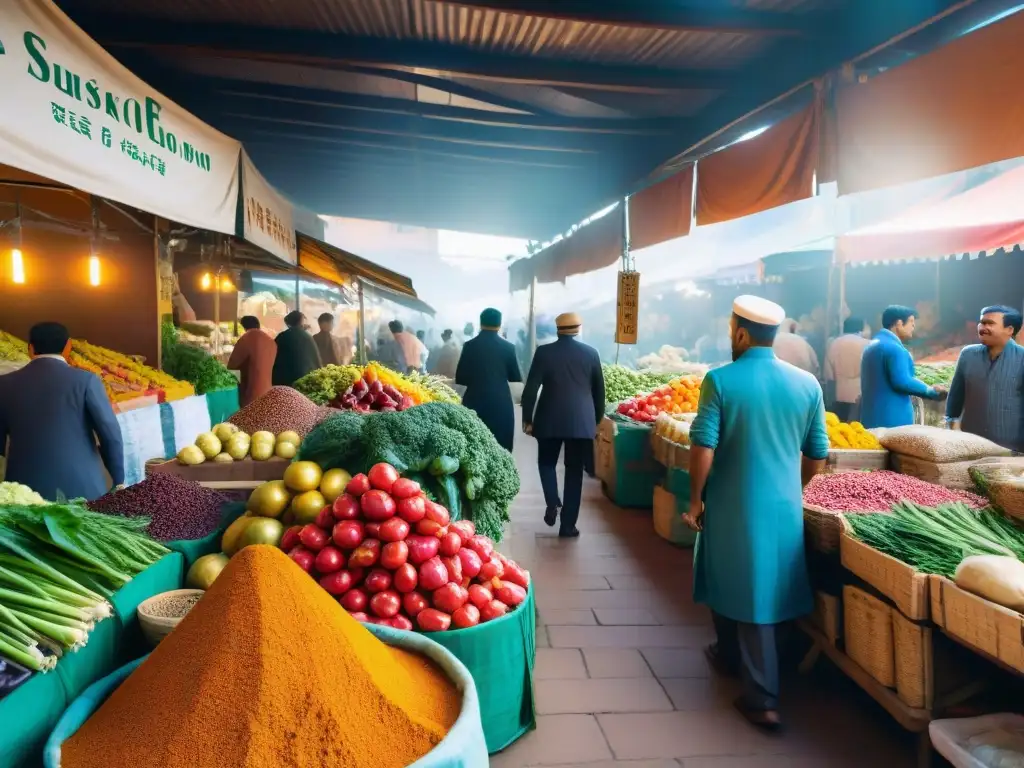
[602,364,680,404]
[914,363,955,388]
[294,364,364,405]
[298,403,519,541]
[160,322,237,394]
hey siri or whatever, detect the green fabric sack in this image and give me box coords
[609,421,661,508]
[205,387,240,425]
[423,584,536,754]
[0,661,68,768]
[165,503,247,569]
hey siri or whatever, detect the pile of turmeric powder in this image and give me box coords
[62,545,461,768]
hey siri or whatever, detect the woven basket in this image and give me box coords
[931,575,1024,674]
[893,610,930,709]
[839,516,931,620]
[825,449,888,474]
[137,589,205,647]
[803,504,846,553]
[843,585,895,688]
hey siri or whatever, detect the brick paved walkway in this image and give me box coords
[492,434,916,767]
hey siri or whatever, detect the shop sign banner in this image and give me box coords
[241,151,297,265]
[615,270,640,345]
[0,0,241,233]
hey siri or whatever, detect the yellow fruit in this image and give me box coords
[283,461,323,493]
[251,431,275,446]
[213,453,234,463]
[277,430,301,446]
[176,445,205,466]
[185,553,229,590]
[226,433,251,460]
[212,422,239,443]
[247,480,291,518]
[319,468,352,503]
[290,490,326,525]
[275,441,297,459]
[194,432,222,459]
[237,517,284,550]
[221,515,254,556]
[250,440,274,461]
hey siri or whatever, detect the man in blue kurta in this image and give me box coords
[684,295,829,729]
[859,305,945,429]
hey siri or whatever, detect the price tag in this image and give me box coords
[615,271,640,344]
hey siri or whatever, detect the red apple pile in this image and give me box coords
[329,375,415,413]
[280,462,530,631]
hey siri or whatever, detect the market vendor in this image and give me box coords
[312,312,347,367]
[521,312,604,538]
[860,305,946,429]
[227,316,277,407]
[272,311,322,387]
[457,308,522,452]
[945,305,1024,450]
[823,317,871,421]
[683,296,828,729]
[0,322,124,501]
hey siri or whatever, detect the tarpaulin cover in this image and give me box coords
[299,235,417,297]
[837,10,1024,196]
[836,164,1024,265]
[696,104,818,226]
[629,166,694,251]
[509,207,623,292]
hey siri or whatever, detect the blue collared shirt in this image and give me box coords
[945,340,1024,451]
[860,329,937,429]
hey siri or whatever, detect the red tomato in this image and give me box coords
[393,563,418,593]
[367,463,400,493]
[452,604,481,629]
[331,493,361,520]
[347,539,381,568]
[370,590,401,619]
[279,525,302,553]
[361,490,397,522]
[439,531,462,557]
[332,520,364,550]
[378,517,411,543]
[432,583,469,614]
[468,584,493,609]
[345,474,371,497]
[364,568,393,594]
[380,541,409,570]
[313,546,345,575]
[402,591,429,617]
[340,587,368,612]
[390,478,422,500]
[287,546,315,573]
[298,524,328,552]
[416,608,452,632]
[319,569,355,596]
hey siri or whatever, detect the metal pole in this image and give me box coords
[154,216,162,368]
[294,271,300,314]
[527,276,537,358]
[213,267,222,358]
[838,261,847,333]
[357,279,367,365]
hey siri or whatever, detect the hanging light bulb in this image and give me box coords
[200,272,212,290]
[219,276,234,292]
[88,255,101,286]
[11,249,25,284]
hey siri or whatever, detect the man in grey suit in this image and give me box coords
[521,312,605,538]
[0,323,124,501]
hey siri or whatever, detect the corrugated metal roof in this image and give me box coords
[64,0,774,70]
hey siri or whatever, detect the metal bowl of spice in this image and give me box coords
[137,589,205,647]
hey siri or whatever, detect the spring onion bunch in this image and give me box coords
[845,501,1024,578]
[0,502,169,671]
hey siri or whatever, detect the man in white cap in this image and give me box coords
[521,312,605,538]
[683,295,829,729]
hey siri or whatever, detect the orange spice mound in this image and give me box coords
[62,545,460,768]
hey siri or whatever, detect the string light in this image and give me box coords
[200,272,212,290]
[11,249,25,284]
[88,255,101,286]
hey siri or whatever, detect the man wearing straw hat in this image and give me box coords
[684,295,829,729]
[521,312,605,538]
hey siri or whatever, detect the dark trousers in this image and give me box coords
[712,612,780,711]
[537,438,592,531]
[833,401,858,422]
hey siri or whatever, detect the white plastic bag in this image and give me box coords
[955,555,1024,612]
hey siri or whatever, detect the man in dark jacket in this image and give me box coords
[0,322,124,501]
[456,308,522,452]
[272,311,322,387]
[521,312,605,538]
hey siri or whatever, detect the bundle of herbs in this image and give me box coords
[845,500,1024,579]
[0,502,168,672]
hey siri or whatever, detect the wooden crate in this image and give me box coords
[840,518,931,620]
[826,448,888,474]
[892,611,932,709]
[812,591,842,646]
[844,585,895,688]
[147,457,290,484]
[930,575,1024,674]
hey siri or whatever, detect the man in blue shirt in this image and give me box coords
[684,296,829,730]
[946,305,1024,451]
[860,305,946,429]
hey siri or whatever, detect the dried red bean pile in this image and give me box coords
[804,470,987,512]
[88,473,227,542]
[228,386,322,438]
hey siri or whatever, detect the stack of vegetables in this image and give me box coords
[278,462,529,632]
[636,345,708,377]
[294,362,460,407]
[614,374,703,423]
[825,412,882,449]
[0,501,168,672]
[602,364,681,404]
[804,471,987,512]
[175,422,303,465]
[71,339,194,404]
[915,363,956,388]
[298,403,519,542]
[159,322,237,395]
[0,330,29,363]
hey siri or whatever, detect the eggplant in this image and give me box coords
[382,384,402,401]
[369,379,384,396]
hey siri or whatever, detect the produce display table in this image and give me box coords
[426,584,536,754]
[600,418,661,509]
[204,386,240,426]
[0,553,185,768]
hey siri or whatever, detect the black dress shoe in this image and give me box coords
[734,697,782,732]
[544,507,558,527]
[558,527,580,538]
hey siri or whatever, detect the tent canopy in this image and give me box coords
[837,163,1024,265]
[297,235,417,298]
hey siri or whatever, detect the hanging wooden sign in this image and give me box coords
[615,270,640,344]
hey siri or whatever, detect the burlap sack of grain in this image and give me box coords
[879,425,1011,463]
[970,457,1024,520]
[891,454,976,491]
